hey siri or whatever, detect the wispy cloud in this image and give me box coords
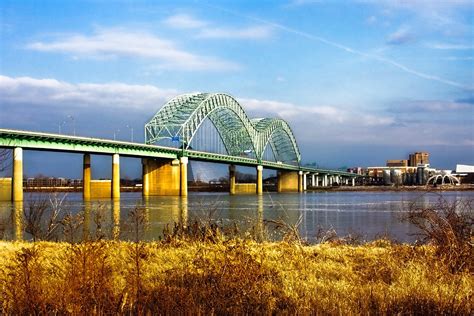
[163,13,273,40]
[388,99,472,113]
[203,3,473,90]
[0,74,471,148]
[386,26,415,45]
[196,25,273,39]
[26,28,239,71]
[426,42,473,50]
[163,14,207,29]
[0,75,177,110]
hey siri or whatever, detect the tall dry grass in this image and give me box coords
[0,238,472,314]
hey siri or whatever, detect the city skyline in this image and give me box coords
[1,0,473,178]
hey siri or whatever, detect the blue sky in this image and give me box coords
[0,0,473,178]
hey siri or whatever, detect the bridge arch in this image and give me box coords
[145,93,301,164]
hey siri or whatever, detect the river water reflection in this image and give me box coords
[1,190,472,243]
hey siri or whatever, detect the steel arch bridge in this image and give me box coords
[144,93,301,165]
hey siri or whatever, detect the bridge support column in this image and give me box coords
[142,158,181,196]
[180,157,188,197]
[12,147,23,202]
[323,175,328,187]
[303,172,308,191]
[311,174,315,187]
[352,178,355,186]
[229,165,236,195]
[298,171,303,192]
[256,165,263,195]
[83,154,91,200]
[314,175,319,187]
[112,154,120,199]
[277,171,299,192]
[142,158,149,197]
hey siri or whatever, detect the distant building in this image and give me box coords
[454,164,474,184]
[386,159,408,167]
[409,152,429,167]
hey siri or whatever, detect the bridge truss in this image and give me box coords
[144,93,301,165]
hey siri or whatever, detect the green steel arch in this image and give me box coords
[145,93,301,164]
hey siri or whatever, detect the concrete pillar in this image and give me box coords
[112,153,120,199]
[83,154,91,200]
[13,201,23,240]
[12,147,23,202]
[315,175,319,187]
[323,174,327,187]
[352,178,355,186]
[229,164,236,195]
[112,200,120,240]
[298,171,303,192]
[256,165,263,195]
[180,156,188,196]
[311,174,315,187]
[277,171,299,192]
[303,172,307,191]
[142,158,149,197]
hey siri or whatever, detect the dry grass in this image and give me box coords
[0,238,472,315]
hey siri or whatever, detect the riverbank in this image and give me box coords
[0,239,472,314]
[308,184,474,192]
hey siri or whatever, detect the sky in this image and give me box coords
[0,0,473,179]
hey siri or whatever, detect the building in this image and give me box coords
[386,159,408,167]
[409,152,429,167]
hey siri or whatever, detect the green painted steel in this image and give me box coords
[0,129,357,177]
[145,93,301,165]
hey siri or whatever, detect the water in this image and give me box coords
[1,190,472,243]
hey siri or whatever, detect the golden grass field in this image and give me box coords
[0,238,472,315]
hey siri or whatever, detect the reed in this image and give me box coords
[0,238,472,314]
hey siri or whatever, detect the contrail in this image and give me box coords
[203,3,473,91]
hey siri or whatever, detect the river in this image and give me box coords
[1,190,472,243]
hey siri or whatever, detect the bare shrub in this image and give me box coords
[62,241,117,314]
[403,196,473,272]
[2,246,45,314]
[23,193,68,241]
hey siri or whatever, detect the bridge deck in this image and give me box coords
[0,128,356,177]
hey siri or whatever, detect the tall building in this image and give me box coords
[409,152,429,167]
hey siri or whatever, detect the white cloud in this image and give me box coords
[426,42,473,50]
[0,75,177,110]
[196,25,273,39]
[163,14,207,29]
[1,74,470,147]
[162,14,273,40]
[386,26,415,45]
[26,28,239,71]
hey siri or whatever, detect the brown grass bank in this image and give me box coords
[0,239,472,315]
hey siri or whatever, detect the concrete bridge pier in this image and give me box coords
[12,147,23,202]
[83,154,91,200]
[180,157,188,197]
[112,154,120,199]
[322,174,327,187]
[277,170,298,192]
[256,165,263,195]
[229,165,236,195]
[303,172,308,191]
[141,158,183,196]
[352,178,355,186]
[142,158,150,197]
[298,171,303,192]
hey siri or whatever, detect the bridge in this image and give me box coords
[0,93,357,202]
